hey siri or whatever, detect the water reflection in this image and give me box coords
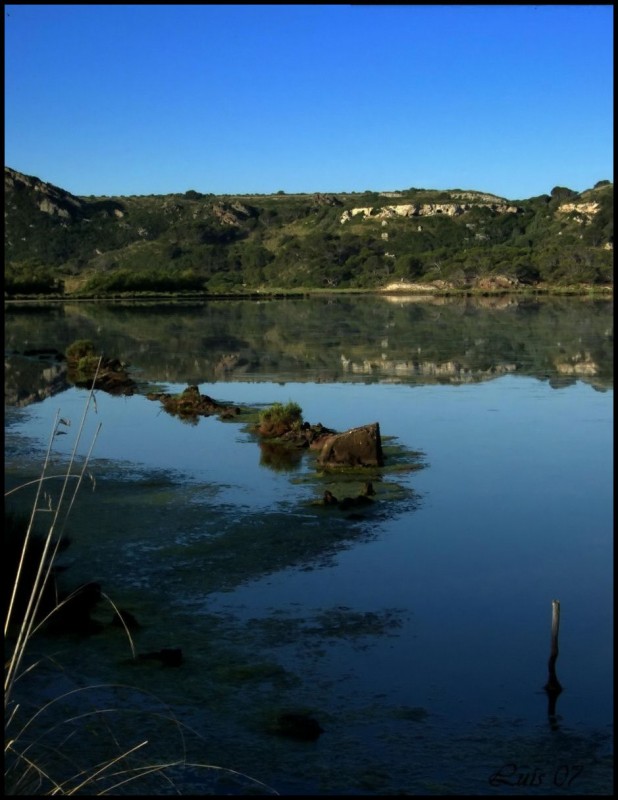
[259,440,304,471]
[4,295,613,408]
[544,599,564,732]
[4,297,613,795]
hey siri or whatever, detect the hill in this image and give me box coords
[4,167,613,297]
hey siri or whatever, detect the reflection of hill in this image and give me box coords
[5,353,69,407]
[4,296,613,406]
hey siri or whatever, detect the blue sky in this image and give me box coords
[4,4,613,199]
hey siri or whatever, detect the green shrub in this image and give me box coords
[257,401,303,437]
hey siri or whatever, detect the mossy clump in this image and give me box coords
[64,339,136,395]
[65,339,100,373]
[257,401,303,438]
[66,338,102,377]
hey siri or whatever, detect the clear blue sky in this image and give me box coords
[4,4,614,199]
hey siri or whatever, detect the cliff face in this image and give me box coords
[340,201,520,223]
[557,201,602,220]
[4,168,127,276]
[5,166,85,220]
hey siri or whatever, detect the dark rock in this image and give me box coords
[272,712,324,741]
[312,193,343,207]
[303,422,337,448]
[318,423,384,467]
[46,582,103,636]
[338,493,374,511]
[323,490,339,505]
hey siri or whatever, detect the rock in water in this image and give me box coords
[273,712,324,741]
[318,422,384,467]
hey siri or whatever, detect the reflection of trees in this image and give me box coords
[4,297,613,400]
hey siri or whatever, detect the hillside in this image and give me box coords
[4,167,613,297]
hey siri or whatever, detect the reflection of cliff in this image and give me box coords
[553,351,600,376]
[5,353,69,407]
[340,354,518,384]
[4,296,614,405]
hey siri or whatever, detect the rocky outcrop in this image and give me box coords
[381,274,520,294]
[557,201,601,220]
[381,280,444,293]
[317,423,384,468]
[450,191,508,203]
[474,275,520,290]
[254,413,384,469]
[38,197,72,218]
[312,193,343,206]
[341,201,519,223]
[212,201,256,226]
[5,166,85,219]
[340,207,374,222]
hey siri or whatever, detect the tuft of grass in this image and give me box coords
[257,401,303,437]
[65,339,103,383]
[64,339,96,363]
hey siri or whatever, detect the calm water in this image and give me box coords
[4,296,613,795]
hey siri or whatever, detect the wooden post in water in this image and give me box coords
[544,599,563,723]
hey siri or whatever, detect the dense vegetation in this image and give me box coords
[4,168,613,297]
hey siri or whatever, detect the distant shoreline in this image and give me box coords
[3,283,613,304]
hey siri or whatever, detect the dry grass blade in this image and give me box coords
[5,359,103,700]
[53,740,150,795]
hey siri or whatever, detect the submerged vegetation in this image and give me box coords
[4,366,425,794]
[4,388,281,795]
[4,167,613,298]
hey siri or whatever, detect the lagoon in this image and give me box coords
[4,295,613,795]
